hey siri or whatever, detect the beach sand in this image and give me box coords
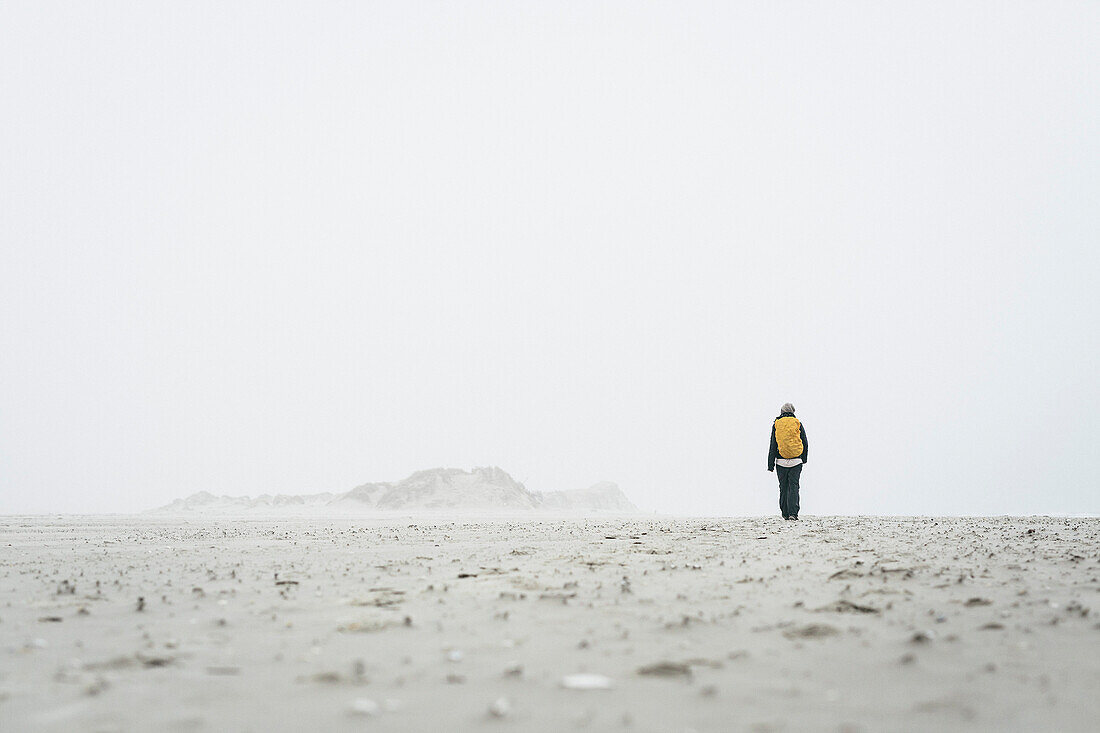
[1,515,1097,732]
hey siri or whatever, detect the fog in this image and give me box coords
[2,2,1097,516]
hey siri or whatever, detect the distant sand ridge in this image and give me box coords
[153,466,639,515]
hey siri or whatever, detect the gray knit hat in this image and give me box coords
[780,402,795,414]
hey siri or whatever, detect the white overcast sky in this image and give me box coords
[2,2,1097,515]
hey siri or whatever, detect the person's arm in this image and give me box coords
[799,423,808,464]
[768,422,778,471]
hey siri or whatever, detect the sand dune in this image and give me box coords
[153,467,639,516]
[1,515,1097,731]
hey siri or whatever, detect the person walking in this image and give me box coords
[768,402,808,520]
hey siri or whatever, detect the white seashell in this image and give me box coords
[561,673,613,690]
[349,698,380,716]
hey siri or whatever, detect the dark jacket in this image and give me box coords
[768,411,808,471]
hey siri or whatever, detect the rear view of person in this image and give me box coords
[768,402,808,520]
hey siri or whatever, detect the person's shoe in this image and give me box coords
[782,516,790,520]
[790,516,799,521]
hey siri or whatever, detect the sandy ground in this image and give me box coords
[1,515,1098,732]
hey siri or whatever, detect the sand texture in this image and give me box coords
[1,516,1098,732]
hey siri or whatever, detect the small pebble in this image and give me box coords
[488,697,510,717]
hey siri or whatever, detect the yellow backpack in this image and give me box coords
[775,416,803,459]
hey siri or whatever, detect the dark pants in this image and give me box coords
[777,464,802,518]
